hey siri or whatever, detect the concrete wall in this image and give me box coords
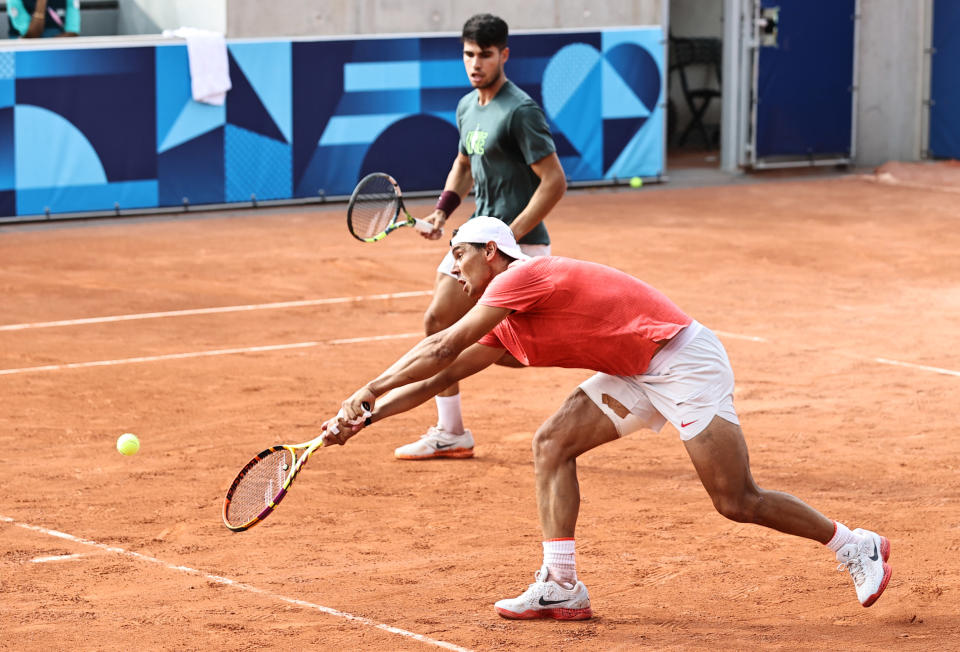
[225,0,663,38]
[117,0,226,35]
[855,0,930,166]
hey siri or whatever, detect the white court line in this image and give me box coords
[1,515,472,652]
[713,329,767,343]
[0,290,433,332]
[31,553,87,563]
[872,357,960,378]
[0,334,422,376]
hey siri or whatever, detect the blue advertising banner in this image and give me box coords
[0,27,664,219]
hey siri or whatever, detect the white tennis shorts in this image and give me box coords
[579,321,739,441]
[437,243,551,277]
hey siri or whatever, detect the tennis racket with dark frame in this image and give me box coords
[346,172,439,242]
[222,406,370,532]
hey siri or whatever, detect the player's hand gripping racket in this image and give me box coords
[222,404,370,532]
[346,172,438,242]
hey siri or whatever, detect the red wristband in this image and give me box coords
[435,190,461,218]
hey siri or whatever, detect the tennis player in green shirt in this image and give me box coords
[395,13,568,461]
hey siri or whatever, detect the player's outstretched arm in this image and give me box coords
[336,303,510,420]
[322,342,502,446]
[323,344,505,448]
[508,152,566,240]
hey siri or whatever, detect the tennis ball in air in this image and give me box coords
[116,433,140,456]
[629,176,643,188]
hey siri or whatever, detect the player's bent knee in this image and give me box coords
[711,490,761,523]
[531,428,559,465]
[531,426,575,468]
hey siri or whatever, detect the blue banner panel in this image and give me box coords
[293,27,664,198]
[0,27,664,219]
[158,127,224,207]
[0,107,13,191]
[15,48,156,182]
[17,180,158,215]
[756,0,855,159]
[930,0,960,158]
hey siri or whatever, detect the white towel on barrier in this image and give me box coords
[163,27,232,105]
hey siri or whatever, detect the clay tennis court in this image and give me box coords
[2,165,958,650]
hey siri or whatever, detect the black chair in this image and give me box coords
[669,35,722,147]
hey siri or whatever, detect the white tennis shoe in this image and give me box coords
[394,426,474,460]
[494,565,592,620]
[836,528,891,607]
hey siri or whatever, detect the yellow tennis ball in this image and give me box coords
[629,176,643,188]
[117,433,140,456]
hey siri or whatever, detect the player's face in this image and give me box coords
[450,243,495,298]
[462,40,508,89]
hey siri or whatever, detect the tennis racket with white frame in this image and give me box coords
[346,172,438,242]
[222,406,370,532]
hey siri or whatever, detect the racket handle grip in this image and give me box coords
[328,403,373,435]
[414,218,439,234]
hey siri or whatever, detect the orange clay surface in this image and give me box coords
[1,168,958,650]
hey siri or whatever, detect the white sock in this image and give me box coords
[825,521,859,553]
[542,538,577,586]
[435,394,464,434]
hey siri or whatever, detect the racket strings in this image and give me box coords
[224,448,294,527]
[350,177,399,239]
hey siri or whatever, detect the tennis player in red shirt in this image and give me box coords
[323,217,891,620]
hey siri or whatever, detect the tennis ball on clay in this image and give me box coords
[629,176,643,188]
[116,433,140,456]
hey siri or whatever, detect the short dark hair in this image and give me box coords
[461,14,508,50]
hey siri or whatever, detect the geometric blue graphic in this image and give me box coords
[156,45,192,144]
[13,49,144,79]
[14,104,107,189]
[0,27,665,219]
[16,180,158,215]
[319,113,411,146]
[602,59,650,119]
[0,107,13,191]
[15,47,156,184]
[158,126,224,206]
[606,109,662,179]
[359,114,459,190]
[345,61,421,92]
[158,100,225,153]
[0,78,13,108]
[420,59,467,88]
[603,117,647,171]
[225,124,291,202]
[338,89,420,116]
[296,143,368,198]
[0,51,13,79]
[544,44,603,177]
[0,190,13,216]
[604,43,660,116]
[156,45,194,150]
[226,48,287,144]
[228,41,292,143]
[542,44,602,121]
[540,33,662,181]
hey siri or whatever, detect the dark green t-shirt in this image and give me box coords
[457,80,556,245]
